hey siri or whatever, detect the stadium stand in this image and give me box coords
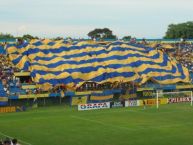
[6,40,190,87]
[0,85,8,106]
[159,43,193,83]
[0,39,192,106]
[0,46,5,54]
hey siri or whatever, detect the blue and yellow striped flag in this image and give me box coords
[6,40,190,89]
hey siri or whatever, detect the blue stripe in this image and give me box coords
[8,96,19,100]
[31,52,160,68]
[37,72,136,84]
[0,102,8,106]
[153,74,186,80]
[28,46,150,61]
[31,56,175,76]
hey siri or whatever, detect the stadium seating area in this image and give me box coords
[0,54,20,96]
[147,43,193,83]
[169,43,193,72]
[0,81,6,97]
[0,40,193,106]
[0,43,6,54]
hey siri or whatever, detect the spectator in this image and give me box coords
[12,138,20,145]
[3,139,11,145]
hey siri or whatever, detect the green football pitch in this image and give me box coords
[0,103,193,145]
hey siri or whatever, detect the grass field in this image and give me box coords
[0,103,193,145]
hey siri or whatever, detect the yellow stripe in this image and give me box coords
[22,85,37,89]
[30,54,166,72]
[13,56,29,69]
[33,64,187,83]
[0,97,8,102]
[137,88,154,91]
[19,94,49,99]
[151,77,190,85]
[28,48,158,64]
[14,72,30,77]
[31,49,160,65]
[75,91,103,96]
[176,85,193,89]
[90,95,113,100]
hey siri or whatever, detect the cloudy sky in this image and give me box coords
[0,0,193,38]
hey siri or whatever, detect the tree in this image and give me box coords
[0,33,14,39]
[164,21,193,39]
[54,37,64,40]
[22,34,39,40]
[122,36,131,41]
[88,28,117,40]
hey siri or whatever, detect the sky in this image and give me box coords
[0,0,193,39]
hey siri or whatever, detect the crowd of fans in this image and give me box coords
[0,138,20,145]
[161,43,193,82]
[0,54,19,96]
[171,43,193,73]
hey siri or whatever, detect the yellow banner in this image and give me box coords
[137,87,154,91]
[0,106,16,113]
[75,91,103,96]
[176,85,193,89]
[0,97,8,102]
[90,95,113,101]
[139,98,168,106]
[71,96,87,105]
[19,93,49,99]
[120,94,137,99]
[143,90,154,97]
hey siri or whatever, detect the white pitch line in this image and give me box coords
[71,115,138,131]
[71,115,193,131]
[0,131,32,145]
[76,108,193,117]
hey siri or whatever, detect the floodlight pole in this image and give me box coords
[156,90,159,109]
[191,91,193,106]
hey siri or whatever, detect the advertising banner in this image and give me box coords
[110,101,125,108]
[142,90,154,97]
[125,100,140,107]
[71,96,88,106]
[78,102,110,111]
[168,97,191,103]
[0,106,26,113]
[137,98,168,106]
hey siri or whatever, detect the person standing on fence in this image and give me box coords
[32,97,38,108]
[143,100,146,109]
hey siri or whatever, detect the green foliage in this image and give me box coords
[164,21,193,39]
[0,33,14,39]
[22,34,39,40]
[88,28,117,40]
[122,36,131,41]
[53,37,64,41]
